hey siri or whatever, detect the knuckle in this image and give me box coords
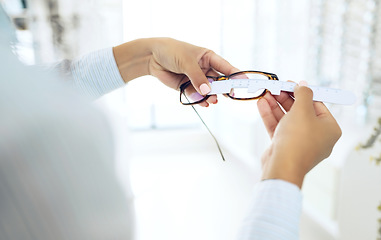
[336,126,342,140]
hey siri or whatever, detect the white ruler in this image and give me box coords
[208,79,356,105]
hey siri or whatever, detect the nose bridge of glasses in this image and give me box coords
[255,80,281,95]
[218,76,229,81]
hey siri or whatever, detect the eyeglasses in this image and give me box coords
[179,71,279,161]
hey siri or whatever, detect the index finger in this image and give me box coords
[257,95,279,138]
[207,51,240,75]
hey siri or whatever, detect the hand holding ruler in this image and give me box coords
[208,79,356,105]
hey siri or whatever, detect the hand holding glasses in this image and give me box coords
[179,70,356,161]
[180,71,279,105]
[180,71,356,105]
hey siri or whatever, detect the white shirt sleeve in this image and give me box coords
[0,45,135,239]
[56,47,125,99]
[238,179,302,240]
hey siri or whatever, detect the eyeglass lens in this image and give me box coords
[180,72,270,104]
[228,72,269,99]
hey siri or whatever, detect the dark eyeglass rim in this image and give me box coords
[179,70,279,161]
[179,70,279,105]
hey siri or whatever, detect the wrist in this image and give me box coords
[261,153,308,189]
[113,38,154,83]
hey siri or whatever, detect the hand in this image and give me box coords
[113,38,239,107]
[257,82,342,188]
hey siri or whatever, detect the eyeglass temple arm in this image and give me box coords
[190,105,225,161]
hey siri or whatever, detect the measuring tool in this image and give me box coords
[208,79,356,105]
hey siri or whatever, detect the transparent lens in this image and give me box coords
[180,73,272,104]
[181,86,204,104]
[180,78,214,104]
[229,73,269,99]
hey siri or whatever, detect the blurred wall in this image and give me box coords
[25,0,123,63]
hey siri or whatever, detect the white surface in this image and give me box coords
[124,128,261,240]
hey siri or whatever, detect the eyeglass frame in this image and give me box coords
[178,70,279,161]
[179,70,279,105]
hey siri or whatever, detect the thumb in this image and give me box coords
[183,60,211,95]
[292,81,315,115]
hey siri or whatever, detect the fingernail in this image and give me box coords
[200,83,210,95]
[299,80,308,87]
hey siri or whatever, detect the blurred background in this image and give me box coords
[2,0,381,239]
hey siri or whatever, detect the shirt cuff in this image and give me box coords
[70,48,125,99]
[238,179,302,240]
